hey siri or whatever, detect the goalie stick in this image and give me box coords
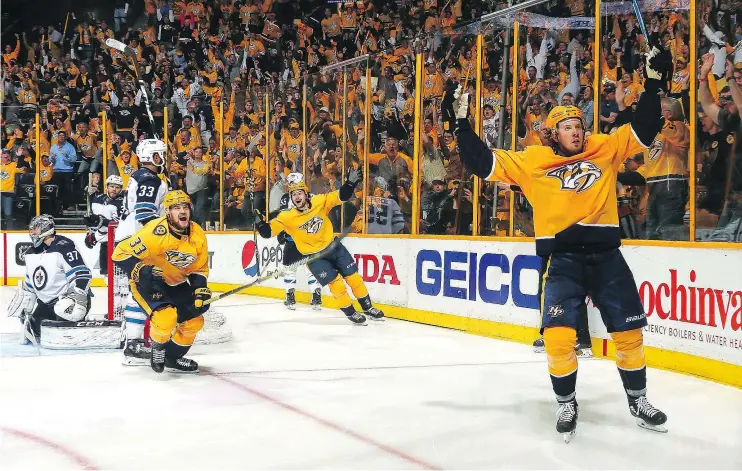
[195,230,350,307]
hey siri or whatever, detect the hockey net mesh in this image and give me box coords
[107,222,232,344]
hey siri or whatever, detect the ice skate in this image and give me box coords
[150,341,166,374]
[165,356,199,373]
[629,396,667,433]
[364,306,385,321]
[311,288,322,310]
[284,289,296,310]
[574,342,593,358]
[122,338,151,366]
[533,336,544,353]
[346,311,368,326]
[556,400,578,443]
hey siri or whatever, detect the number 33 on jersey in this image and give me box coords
[111,216,209,287]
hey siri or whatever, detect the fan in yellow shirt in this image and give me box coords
[111,190,210,374]
[254,171,384,325]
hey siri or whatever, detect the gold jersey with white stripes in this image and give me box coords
[486,124,646,255]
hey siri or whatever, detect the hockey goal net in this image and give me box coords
[107,222,232,344]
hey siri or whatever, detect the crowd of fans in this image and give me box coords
[0,0,740,241]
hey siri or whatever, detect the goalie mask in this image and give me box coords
[106,175,124,198]
[29,214,55,248]
[136,138,167,172]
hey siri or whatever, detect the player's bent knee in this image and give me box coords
[328,275,352,307]
[611,329,645,370]
[344,272,368,298]
[149,306,178,343]
[544,327,578,377]
[173,315,204,347]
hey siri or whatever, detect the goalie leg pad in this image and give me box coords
[327,275,352,309]
[149,306,178,344]
[7,281,37,318]
[344,272,369,299]
[173,314,204,347]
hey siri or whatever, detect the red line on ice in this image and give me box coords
[206,372,442,470]
[1,426,98,470]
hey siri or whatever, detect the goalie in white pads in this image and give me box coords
[112,190,210,374]
[84,175,127,276]
[7,215,95,345]
[115,139,169,364]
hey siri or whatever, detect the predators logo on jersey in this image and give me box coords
[165,250,197,268]
[546,161,603,193]
[648,138,663,161]
[299,216,324,234]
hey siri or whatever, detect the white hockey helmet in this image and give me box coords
[136,139,167,171]
[286,172,305,186]
[29,214,55,248]
[105,175,124,187]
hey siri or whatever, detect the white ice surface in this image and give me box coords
[0,286,740,470]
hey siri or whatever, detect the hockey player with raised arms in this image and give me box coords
[273,173,322,310]
[111,190,210,373]
[7,215,92,340]
[115,138,169,365]
[254,170,383,325]
[445,45,673,441]
[84,175,127,277]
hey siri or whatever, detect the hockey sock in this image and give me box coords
[357,295,373,311]
[611,329,647,397]
[344,272,369,299]
[544,327,579,402]
[304,265,318,287]
[165,339,191,359]
[172,315,204,348]
[124,298,147,340]
[283,267,297,293]
[149,306,178,344]
[328,275,352,311]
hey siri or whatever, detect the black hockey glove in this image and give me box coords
[440,80,461,132]
[84,231,97,249]
[254,209,272,238]
[277,231,288,245]
[131,263,166,298]
[83,214,102,229]
[645,45,673,93]
[193,287,211,314]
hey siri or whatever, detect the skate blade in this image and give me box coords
[562,430,576,443]
[533,347,545,353]
[122,357,150,366]
[312,304,322,311]
[636,418,668,433]
[164,367,200,374]
[369,316,385,322]
[576,349,593,358]
[285,304,296,311]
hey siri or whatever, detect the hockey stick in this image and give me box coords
[630,0,650,43]
[21,312,41,355]
[105,38,160,141]
[196,230,350,307]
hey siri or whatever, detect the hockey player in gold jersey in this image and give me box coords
[447,46,673,442]
[111,190,210,373]
[254,172,384,325]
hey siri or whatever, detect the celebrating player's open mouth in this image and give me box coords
[291,190,308,210]
[168,204,191,233]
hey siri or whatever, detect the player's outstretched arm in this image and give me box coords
[339,168,362,202]
[630,47,672,147]
[254,210,274,238]
[443,84,494,179]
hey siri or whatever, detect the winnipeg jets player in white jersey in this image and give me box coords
[114,139,168,365]
[84,175,127,276]
[7,215,92,341]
